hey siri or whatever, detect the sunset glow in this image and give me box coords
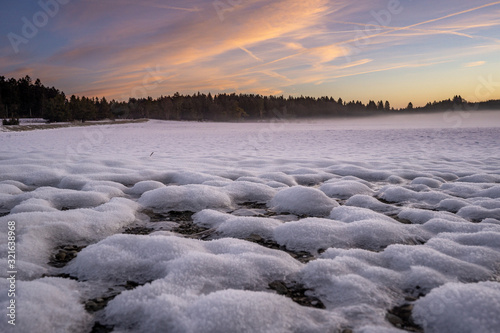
[2,0,500,107]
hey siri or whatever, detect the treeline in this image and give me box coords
[418,95,500,112]
[1,76,499,123]
[0,76,112,123]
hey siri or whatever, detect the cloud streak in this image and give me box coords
[1,0,499,107]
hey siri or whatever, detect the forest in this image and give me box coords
[1,75,499,124]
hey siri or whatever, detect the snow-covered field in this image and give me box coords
[1,111,500,333]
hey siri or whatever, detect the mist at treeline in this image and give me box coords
[2,75,500,123]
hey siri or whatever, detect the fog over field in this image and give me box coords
[1,111,500,332]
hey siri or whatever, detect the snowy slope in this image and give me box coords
[1,113,500,332]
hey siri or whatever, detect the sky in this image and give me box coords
[1,0,499,108]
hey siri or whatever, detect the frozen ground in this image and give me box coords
[1,111,500,332]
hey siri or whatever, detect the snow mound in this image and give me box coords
[65,235,301,284]
[0,278,91,333]
[268,186,338,217]
[3,186,110,211]
[274,217,422,253]
[345,194,400,214]
[378,185,450,205]
[0,183,23,195]
[168,171,229,185]
[474,185,500,199]
[458,174,500,183]
[300,258,400,309]
[320,180,373,199]
[422,218,500,235]
[194,210,281,240]
[258,172,298,186]
[127,180,166,195]
[105,289,344,333]
[458,206,500,221]
[139,184,233,212]
[327,165,391,181]
[436,198,469,213]
[10,198,58,214]
[398,208,466,224]
[0,197,140,279]
[330,206,399,224]
[413,282,500,333]
[223,181,277,203]
[440,182,490,198]
[410,177,443,188]
[382,244,493,282]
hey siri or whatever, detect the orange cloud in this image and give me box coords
[464,61,486,67]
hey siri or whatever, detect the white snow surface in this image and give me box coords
[1,115,500,332]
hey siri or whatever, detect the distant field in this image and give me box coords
[2,118,148,131]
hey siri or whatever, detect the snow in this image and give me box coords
[0,278,92,332]
[223,181,277,203]
[105,289,345,333]
[1,115,500,332]
[329,206,399,224]
[274,217,424,254]
[65,235,301,285]
[268,185,339,217]
[413,282,500,333]
[320,179,374,199]
[345,194,400,214]
[138,184,233,212]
